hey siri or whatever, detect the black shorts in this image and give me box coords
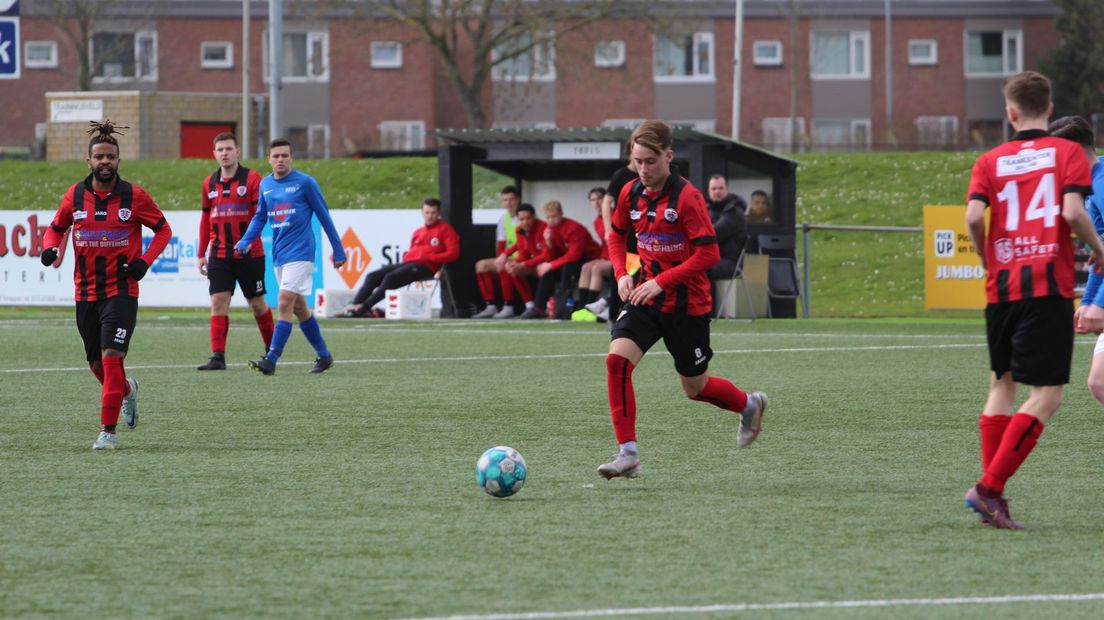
[610,303,713,377]
[208,256,267,298]
[985,296,1074,386]
[75,296,139,363]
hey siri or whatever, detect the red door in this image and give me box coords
[180,122,235,158]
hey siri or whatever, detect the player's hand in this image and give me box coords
[627,279,662,305]
[536,262,552,277]
[616,275,635,301]
[198,257,208,276]
[1082,304,1104,335]
[40,247,59,267]
[1092,248,1104,274]
[123,258,149,281]
[494,254,508,272]
[333,258,346,269]
[1074,304,1087,334]
[233,246,246,258]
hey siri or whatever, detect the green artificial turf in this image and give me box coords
[2,315,1103,618]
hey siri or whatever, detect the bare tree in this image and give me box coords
[312,0,644,128]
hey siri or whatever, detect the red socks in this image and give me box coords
[980,412,1043,495]
[511,274,533,302]
[90,363,105,385]
[100,356,126,427]
[210,315,229,354]
[254,309,274,350]
[692,376,749,412]
[476,272,495,303]
[978,414,1011,472]
[498,271,515,303]
[606,354,637,444]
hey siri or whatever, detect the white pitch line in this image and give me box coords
[397,592,1104,620]
[0,342,985,374]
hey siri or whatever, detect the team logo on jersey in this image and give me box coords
[118,208,132,222]
[285,184,301,194]
[629,209,642,221]
[430,237,440,247]
[237,185,248,197]
[664,208,678,223]
[208,190,218,200]
[994,238,1014,264]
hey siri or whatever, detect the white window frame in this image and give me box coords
[654,31,715,83]
[378,120,426,151]
[601,118,646,129]
[594,40,625,68]
[371,41,403,69]
[762,117,806,149]
[671,119,716,132]
[308,124,331,159]
[850,119,871,147]
[200,41,234,69]
[24,40,59,69]
[752,40,783,67]
[907,39,937,66]
[262,30,330,83]
[811,118,871,146]
[914,115,959,147]
[91,30,158,83]
[810,30,870,80]
[964,29,1022,77]
[492,33,556,82]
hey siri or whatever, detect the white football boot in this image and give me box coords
[737,391,767,447]
[121,378,139,429]
[92,431,117,450]
[597,452,642,479]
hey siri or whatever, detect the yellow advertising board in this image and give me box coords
[923,205,987,310]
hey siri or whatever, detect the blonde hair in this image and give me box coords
[541,200,563,215]
[630,120,673,156]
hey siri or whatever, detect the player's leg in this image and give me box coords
[251,264,303,374]
[493,270,517,318]
[348,265,392,313]
[666,314,766,448]
[239,256,273,351]
[360,263,433,311]
[524,268,560,318]
[94,297,138,448]
[200,257,235,369]
[473,258,499,317]
[598,304,658,479]
[284,263,337,373]
[1087,333,1104,406]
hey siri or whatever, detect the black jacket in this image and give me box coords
[706,193,748,262]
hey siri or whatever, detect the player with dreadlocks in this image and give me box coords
[41,120,173,450]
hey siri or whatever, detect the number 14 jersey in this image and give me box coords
[968,129,1093,303]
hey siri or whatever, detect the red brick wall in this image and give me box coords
[888,18,968,146]
[737,18,812,144]
[3,19,82,147]
[554,20,655,128]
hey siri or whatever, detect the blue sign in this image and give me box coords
[0,17,19,79]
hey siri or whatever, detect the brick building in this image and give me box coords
[0,0,1063,158]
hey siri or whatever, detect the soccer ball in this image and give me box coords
[475,446,527,498]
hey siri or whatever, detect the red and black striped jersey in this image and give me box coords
[968,130,1093,303]
[610,175,720,316]
[200,166,264,259]
[47,175,170,302]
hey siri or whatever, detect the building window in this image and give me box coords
[601,118,646,129]
[654,31,714,82]
[91,31,157,81]
[286,124,330,158]
[753,40,783,67]
[907,39,937,66]
[492,33,555,81]
[201,41,233,69]
[671,120,716,132]
[965,29,1021,76]
[25,40,58,69]
[914,116,959,147]
[812,118,871,148]
[379,121,426,151]
[811,30,869,79]
[371,41,402,69]
[263,31,329,82]
[594,40,625,68]
[762,117,806,151]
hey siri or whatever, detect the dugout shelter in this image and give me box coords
[434,127,800,317]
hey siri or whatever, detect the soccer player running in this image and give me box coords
[41,120,173,450]
[598,120,768,479]
[963,71,1104,528]
[196,132,274,370]
[234,139,347,375]
[1050,117,1104,407]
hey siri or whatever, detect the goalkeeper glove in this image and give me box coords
[40,248,59,267]
[124,258,149,281]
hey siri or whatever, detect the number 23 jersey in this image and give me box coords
[968,129,1092,303]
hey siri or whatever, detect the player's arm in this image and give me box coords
[601,193,614,242]
[198,181,212,274]
[548,224,586,271]
[607,189,632,301]
[235,192,269,256]
[40,194,75,266]
[437,224,461,265]
[965,199,988,270]
[123,191,171,281]
[307,178,347,268]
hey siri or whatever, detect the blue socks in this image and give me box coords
[299,315,330,358]
[266,320,293,363]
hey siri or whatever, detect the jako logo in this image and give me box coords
[337,227,371,288]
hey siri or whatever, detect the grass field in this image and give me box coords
[3,312,1104,619]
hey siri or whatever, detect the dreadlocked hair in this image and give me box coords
[87,120,129,156]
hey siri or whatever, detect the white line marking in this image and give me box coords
[397,592,1104,620]
[0,343,985,374]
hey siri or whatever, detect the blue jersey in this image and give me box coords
[236,169,346,267]
[1080,157,1104,307]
